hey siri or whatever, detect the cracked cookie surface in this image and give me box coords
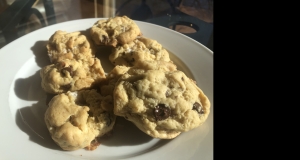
[46,30,95,63]
[40,58,106,94]
[109,37,171,67]
[90,16,141,47]
[113,69,210,139]
[44,89,116,151]
[100,61,176,111]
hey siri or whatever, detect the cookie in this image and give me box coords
[40,58,106,94]
[90,16,141,47]
[113,69,210,139]
[46,30,95,63]
[44,89,116,151]
[133,60,177,72]
[100,60,176,107]
[100,65,130,97]
[109,37,171,67]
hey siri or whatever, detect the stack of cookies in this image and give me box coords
[40,30,115,151]
[40,16,210,151]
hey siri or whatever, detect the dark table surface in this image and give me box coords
[0,0,213,50]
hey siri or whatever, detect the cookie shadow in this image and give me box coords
[82,28,115,72]
[95,45,115,72]
[16,106,61,150]
[14,70,42,100]
[14,70,61,150]
[30,40,51,67]
[100,117,154,146]
[99,117,172,155]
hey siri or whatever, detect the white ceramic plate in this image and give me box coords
[0,18,213,160]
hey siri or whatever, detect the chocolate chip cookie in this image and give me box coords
[46,30,96,63]
[44,89,115,151]
[90,16,141,47]
[40,58,106,94]
[100,65,130,97]
[100,60,176,97]
[109,37,171,67]
[113,69,210,139]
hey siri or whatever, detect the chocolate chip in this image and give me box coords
[154,104,171,121]
[61,66,74,77]
[192,102,204,114]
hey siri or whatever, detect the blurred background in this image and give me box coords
[0,0,213,50]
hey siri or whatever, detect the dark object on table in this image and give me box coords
[130,0,153,21]
[146,0,213,50]
[0,0,56,45]
[116,0,213,51]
